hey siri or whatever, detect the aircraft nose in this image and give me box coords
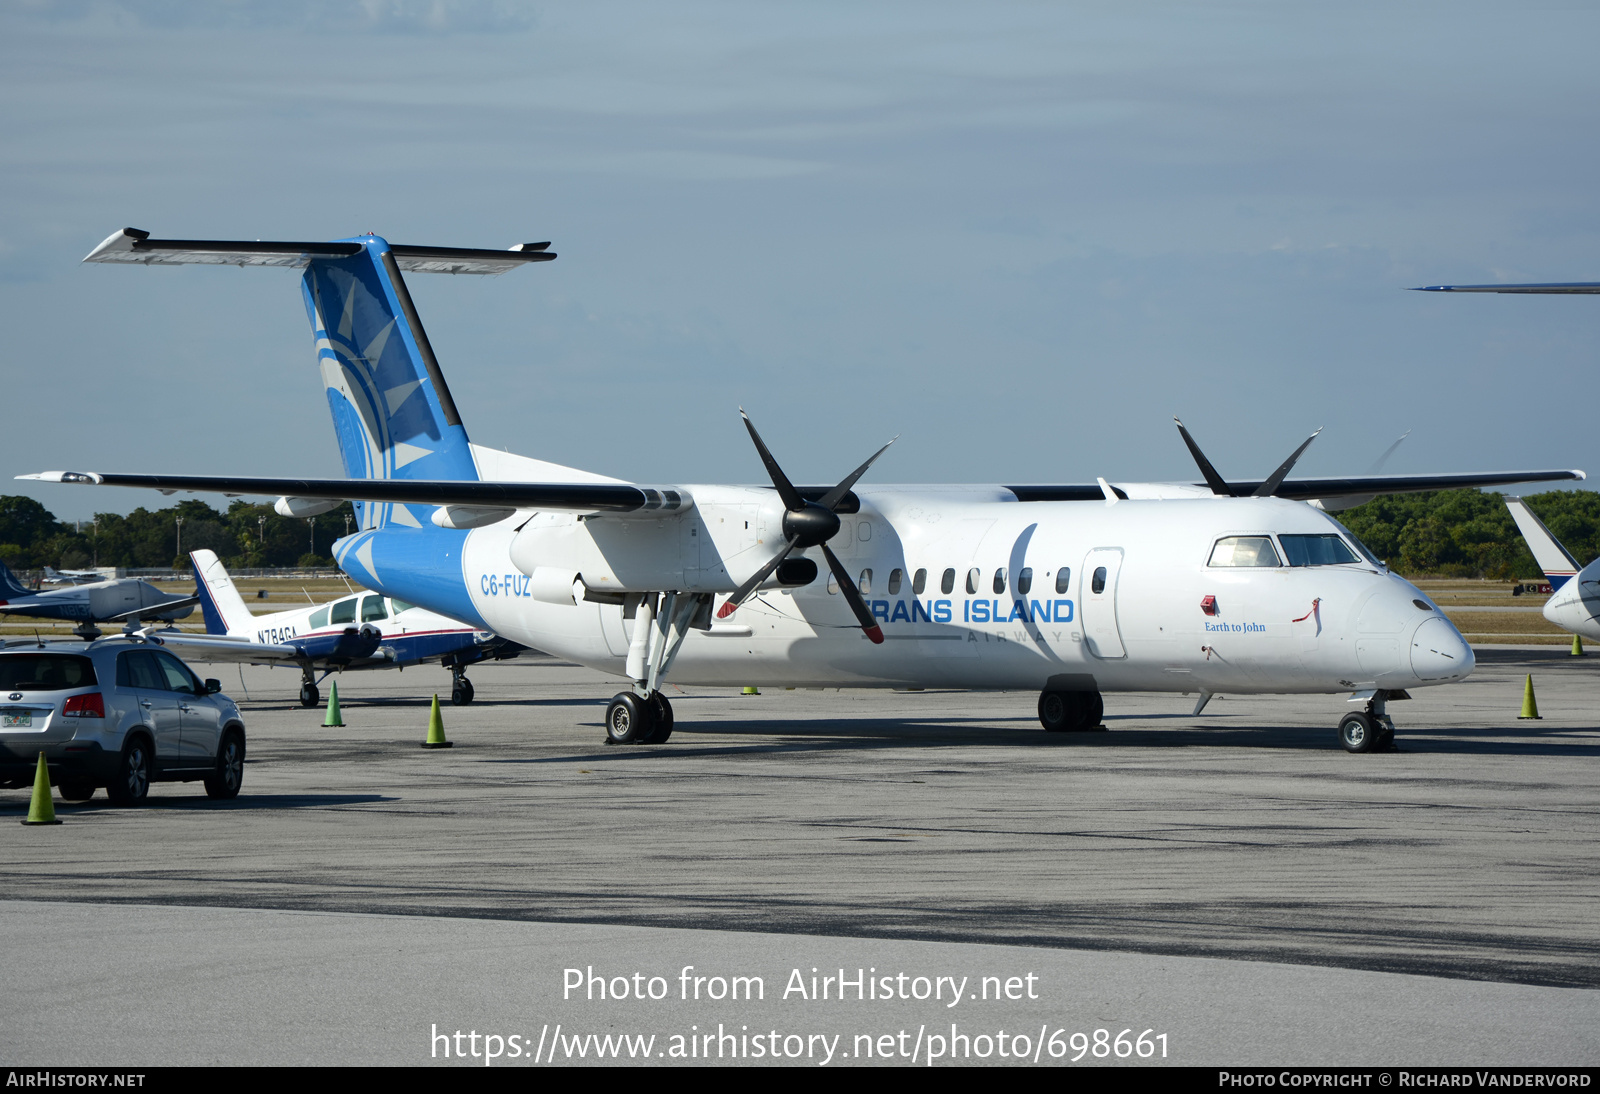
[1410,615,1474,681]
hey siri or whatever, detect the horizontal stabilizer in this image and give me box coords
[84,229,555,275]
[1414,283,1600,294]
[104,596,200,623]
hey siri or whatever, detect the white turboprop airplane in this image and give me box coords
[1503,498,1600,641]
[22,228,1589,753]
[139,550,527,707]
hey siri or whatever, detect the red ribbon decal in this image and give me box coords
[1292,597,1321,623]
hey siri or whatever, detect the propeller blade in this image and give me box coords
[739,409,805,512]
[820,542,884,644]
[1173,418,1233,496]
[1253,427,1322,497]
[716,539,798,618]
[817,435,898,512]
[1367,429,1411,475]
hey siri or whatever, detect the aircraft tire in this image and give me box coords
[299,684,319,709]
[1338,712,1376,753]
[1039,690,1100,732]
[643,692,674,744]
[605,692,655,745]
[462,679,475,704]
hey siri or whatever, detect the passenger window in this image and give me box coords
[1208,536,1282,568]
[361,594,388,622]
[826,573,839,595]
[153,652,197,694]
[1055,568,1071,594]
[887,569,903,595]
[965,568,980,595]
[992,569,1006,594]
[1278,534,1359,567]
[116,650,164,691]
[1017,568,1032,596]
[912,569,927,595]
[309,607,330,629]
[330,598,357,625]
[858,569,872,595]
[1092,566,1107,595]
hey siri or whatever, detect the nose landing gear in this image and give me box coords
[1339,691,1400,752]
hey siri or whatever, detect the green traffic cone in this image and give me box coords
[1517,674,1542,720]
[22,752,61,826]
[420,693,452,749]
[322,681,344,727]
[1572,634,1585,658]
[742,686,760,695]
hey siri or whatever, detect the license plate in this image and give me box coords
[3,713,32,728]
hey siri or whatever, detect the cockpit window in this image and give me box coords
[1278,534,1359,567]
[1325,516,1384,568]
[1208,536,1281,568]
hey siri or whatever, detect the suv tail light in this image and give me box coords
[63,692,105,718]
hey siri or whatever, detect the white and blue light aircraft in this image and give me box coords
[1503,498,1600,642]
[140,549,527,707]
[22,228,1589,752]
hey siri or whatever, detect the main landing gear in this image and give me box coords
[298,667,321,709]
[1038,689,1105,733]
[602,590,712,745]
[1339,691,1399,753]
[449,665,476,706]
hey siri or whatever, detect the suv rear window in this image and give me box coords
[0,654,97,691]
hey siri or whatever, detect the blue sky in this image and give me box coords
[3,1,1597,519]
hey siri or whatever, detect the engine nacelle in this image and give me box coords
[275,496,343,518]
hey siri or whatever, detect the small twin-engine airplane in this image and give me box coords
[141,550,527,707]
[0,560,195,633]
[1503,498,1600,642]
[23,228,1587,752]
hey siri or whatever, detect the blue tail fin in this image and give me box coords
[302,236,479,530]
[0,562,31,599]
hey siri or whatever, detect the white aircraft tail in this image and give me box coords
[190,550,253,635]
[1504,497,1580,590]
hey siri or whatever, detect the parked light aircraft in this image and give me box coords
[42,566,104,585]
[1503,498,1600,641]
[0,560,195,633]
[141,549,526,706]
[22,228,1589,752]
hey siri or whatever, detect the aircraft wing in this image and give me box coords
[1414,283,1600,294]
[1007,468,1585,503]
[140,631,301,663]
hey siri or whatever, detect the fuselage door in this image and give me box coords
[1081,547,1126,659]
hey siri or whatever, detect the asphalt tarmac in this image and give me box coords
[3,646,1597,1065]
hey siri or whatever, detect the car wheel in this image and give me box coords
[106,737,151,805]
[58,782,96,802]
[204,730,245,800]
[1339,712,1376,753]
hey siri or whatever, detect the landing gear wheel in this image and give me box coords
[643,692,674,744]
[1038,690,1103,732]
[299,683,320,709]
[57,782,95,802]
[1339,711,1377,753]
[204,730,245,800]
[105,738,150,806]
[461,679,475,704]
[605,692,655,745]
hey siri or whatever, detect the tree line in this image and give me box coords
[0,496,356,571]
[1,489,1596,579]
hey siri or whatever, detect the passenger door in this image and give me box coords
[152,650,222,769]
[1080,548,1127,659]
[117,650,183,772]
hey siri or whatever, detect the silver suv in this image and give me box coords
[0,636,245,805]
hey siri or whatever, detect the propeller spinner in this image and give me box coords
[717,410,896,644]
